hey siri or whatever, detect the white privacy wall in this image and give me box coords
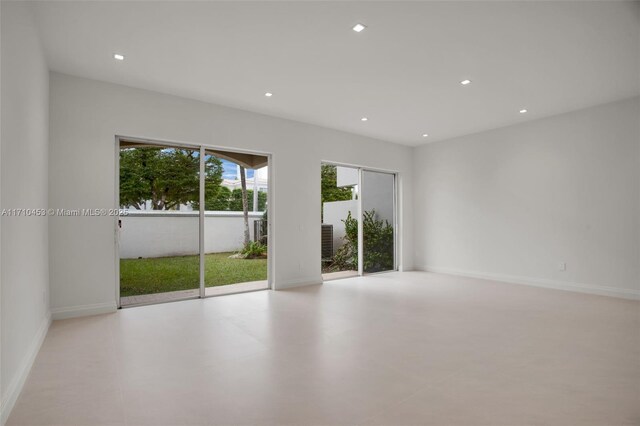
[48,73,414,315]
[414,97,640,299]
[0,2,51,423]
[119,212,263,258]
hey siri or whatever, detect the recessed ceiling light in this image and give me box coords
[460,79,471,85]
[264,92,273,97]
[361,117,368,122]
[519,109,528,113]
[113,53,125,61]
[352,23,366,32]
[422,134,429,138]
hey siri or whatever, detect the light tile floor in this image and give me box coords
[8,272,640,425]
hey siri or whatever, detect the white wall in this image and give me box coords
[336,166,358,187]
[414,97,640,299]
[48,72,414,316]
[120,211,263,258]
[0,2,51,423]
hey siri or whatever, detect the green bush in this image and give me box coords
[332,210,358,270]
[331,210,394,272]
[239,241,267,259]
[229,189,267,211]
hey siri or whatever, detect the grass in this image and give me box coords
[120,252,267,297]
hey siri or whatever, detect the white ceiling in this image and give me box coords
[29,1,640,146]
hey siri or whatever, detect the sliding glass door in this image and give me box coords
[118,138,270,307]
[320,163,397,280]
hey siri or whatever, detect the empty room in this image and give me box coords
[1,1,638,425]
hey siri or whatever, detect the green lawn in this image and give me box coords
[120,252,267,297]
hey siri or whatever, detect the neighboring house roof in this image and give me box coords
[222,176,268,191]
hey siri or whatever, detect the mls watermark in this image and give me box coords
[1,208,129,217]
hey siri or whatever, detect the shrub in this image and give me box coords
[331,210,394,272]
[239,241,267,259]
[361,210,394,272]
[331,211,358,270]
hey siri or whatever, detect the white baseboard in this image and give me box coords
[417,266,640,301]
[51,301,118,320]
[1,313,51,426]
[274,276,323,290]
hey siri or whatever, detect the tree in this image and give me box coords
[321,164,353,204]
[119,147,223,210]
[229,189,245,211]
[239,165,250,246]
[321,164,353,220]
[192,154,225,211]
[257,191,267,211]
[206,186,231,211]
[229,189,267,211]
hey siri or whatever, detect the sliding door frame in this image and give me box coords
[321,160,399,279]
[199,146,206,299]
[114,135,273,308]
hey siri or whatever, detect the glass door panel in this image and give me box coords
[361,170,396,274]
[119,142,200,306]
[202,149,269,297]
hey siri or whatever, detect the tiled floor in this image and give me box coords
[8,272,640,425]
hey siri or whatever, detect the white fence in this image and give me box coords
[119,211,264,259]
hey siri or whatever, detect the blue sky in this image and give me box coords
[221,159,254,179]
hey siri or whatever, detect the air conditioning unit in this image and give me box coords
[321,224,333,260]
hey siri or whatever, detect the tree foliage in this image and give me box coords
[321,164,353,204]
[193,155,226,211]
[321,164,354,221]
[206,186,232,211]
[230,189,267,211]
[119,147,223,210]
[120,147,270,213]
